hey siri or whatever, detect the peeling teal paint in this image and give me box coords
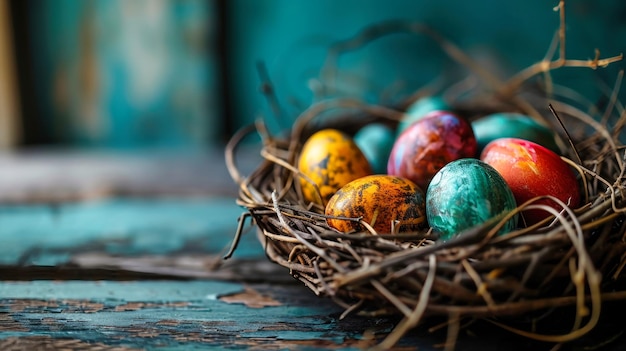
[0,281,380,350]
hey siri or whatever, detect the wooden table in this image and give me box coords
[0,148,624,350]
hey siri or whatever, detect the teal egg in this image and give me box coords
[471,112,560,154]
[426,158,517,241]
[354,123,395,174]
[397,96,450,135]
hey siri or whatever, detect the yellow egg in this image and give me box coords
[298,129,372,206]
[325,175,427,234]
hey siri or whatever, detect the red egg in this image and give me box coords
[480,138,580,225]
[387,111,477,189]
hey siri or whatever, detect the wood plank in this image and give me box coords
[0,0,20,148]
[2,280,623,350]
[0,197,254,266]
[0,148,263,202]
[0,280,411,350]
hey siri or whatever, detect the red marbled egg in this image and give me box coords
[480,137,581,225]
[387,111,477,190]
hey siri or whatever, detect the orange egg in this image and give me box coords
[325,175,427,234]
[298,129,372,206]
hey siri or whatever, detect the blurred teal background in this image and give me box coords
[11,0,221,148]
[226,0,625,137]
[5,0,625,149]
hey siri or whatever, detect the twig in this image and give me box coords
[549,103,583,166]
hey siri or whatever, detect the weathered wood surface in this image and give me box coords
[0,150,625,350]
[0,148,261,202]
[1,280,374,350]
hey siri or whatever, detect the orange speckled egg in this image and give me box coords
[325,175,427,234]
[298,129,372,206]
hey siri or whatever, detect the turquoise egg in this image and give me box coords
[471,112,560,154]
[426,158,517,241]
[354,123,395,174]
[397,96,450,135]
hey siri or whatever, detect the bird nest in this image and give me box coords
[225,3,626,350]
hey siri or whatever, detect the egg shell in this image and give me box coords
[426,158,518,241]
[397,96,450,135]
[326,175,427,234]
[387,111,477,190]
[480,137,581,225]
[298,129,372,206]
[472,112,560,154]
[353,123,395,174]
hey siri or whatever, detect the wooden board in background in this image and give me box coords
[0,0,20,148]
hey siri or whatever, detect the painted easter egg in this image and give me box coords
[387,111,477,190]
[354,123,396,174]
[480,137,581,225]
[426,158,518,241]
[397,96,450,135]
[472,112,560,153]
[326,175,427,234]
[298,129,372,206]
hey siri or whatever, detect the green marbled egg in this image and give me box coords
[471,112,560,154]
[397,96,450,135]
[354,123,395,174]
[426,158,517,241]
